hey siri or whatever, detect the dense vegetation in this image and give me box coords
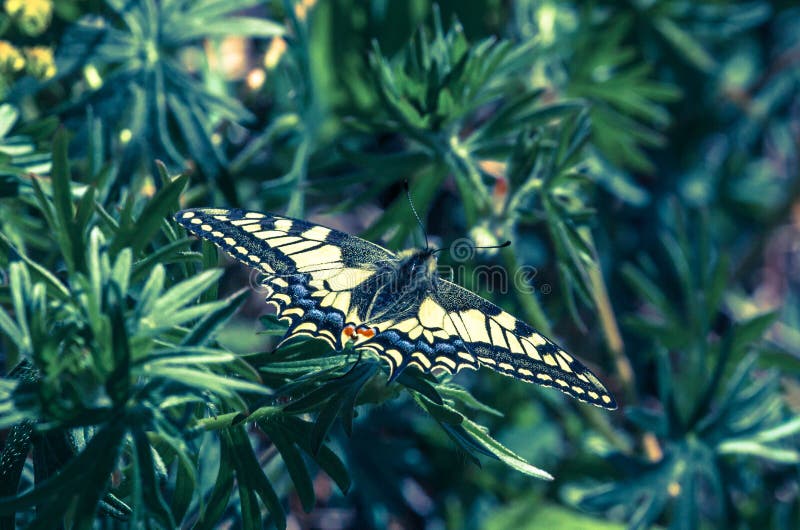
[1,1,799,528]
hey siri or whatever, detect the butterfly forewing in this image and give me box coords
[434,280,616,409]
[175,207,617,410]
[175,208,390,348]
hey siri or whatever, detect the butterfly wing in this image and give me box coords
[175,208,395,348]
[342,276,615,409]
[432,279,617,409]
[352,296,481,382]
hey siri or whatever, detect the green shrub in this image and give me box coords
[1,1,798,528]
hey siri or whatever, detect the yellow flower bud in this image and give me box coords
[294,0,316,21]
[0,40,26,73]
[24,46,56,80]
[5,0,53,37]
[246,68,266,90]
[468,223,502,257]
[264,37,287,70]
[140,175,156,198]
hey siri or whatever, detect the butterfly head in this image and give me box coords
[395,247,439,285]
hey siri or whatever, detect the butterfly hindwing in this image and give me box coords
[354,296,480,380]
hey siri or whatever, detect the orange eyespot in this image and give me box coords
[356,327,375,338]
[343,325,356,338]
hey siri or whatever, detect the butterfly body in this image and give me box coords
[175,208,617,409]
[354,248,438,324]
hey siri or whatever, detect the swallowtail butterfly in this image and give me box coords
[175,208,616,409]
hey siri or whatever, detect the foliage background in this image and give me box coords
[1,0,799,528]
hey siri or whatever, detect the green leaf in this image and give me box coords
[110,248,132,297]
[436,384,503,417]
[310,394,344,456]
[194,436,235,530]
[395,371,443,405]
[50,129,76,265]
[278,417,351,495]
[653,17,717,72]
[716,440,800,464]
[621,263,678,325]
[0,104,18,138]
[228,427,286,530]
[0,306,23,351]
[340,363,380,436]
[414,393,464,426]
[8,263,31,354]
[485,499,628,530]
[176,17,285,41]
[730,311,778,355]
[0,421,125,516]
[461,417,553,480]
[136,347,237,367]
[0,233,70,300]
[148,269,223,320]
[147,366,269,397]
[166,94,222,177]
[258,355,353,375]
[149,432,196,525]
[748,416,800,444]
[260,422,316,512]
[186,0,270,20]
[111,170,189,255]
[181,288,249,347]
[130,238,195,283]
[238,477,262,530]
[131,427,176,528]
[282,373,357,414]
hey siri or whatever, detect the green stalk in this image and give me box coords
[580,228,636,402]
[500,244,553,336]
[191,406,281,434]
[228,114,300,176]
[285,135,312,218]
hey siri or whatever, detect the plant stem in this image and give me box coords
[582,229,636,402]
[192,411,241,433]
[228,113,300,175]
[446,134,491,226]
[286,135,311,218]
[583,406,633,452]
[500,244,552,337]
[191,406,281,434]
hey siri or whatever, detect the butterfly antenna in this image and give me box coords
[486,240,512,250]
[404,180,430,249]
[432,240,511,255]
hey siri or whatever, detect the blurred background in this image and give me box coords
[1,0,799,528]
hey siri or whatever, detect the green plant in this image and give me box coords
[54,0,283,186]
[0,131,561,528]
[565,208,797,529]
[1,0,798,528]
